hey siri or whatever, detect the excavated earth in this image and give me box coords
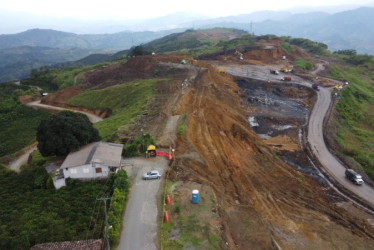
[41,44,374,249]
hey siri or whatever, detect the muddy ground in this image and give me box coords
[38,42,374,249]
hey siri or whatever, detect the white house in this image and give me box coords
[53,142,123,189]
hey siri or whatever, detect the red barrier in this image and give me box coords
[164,211,169,222]
[165,152,172,160]
[157,151,165,156]
[166,195,171,205]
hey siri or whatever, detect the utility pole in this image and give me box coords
[97,197,111,250]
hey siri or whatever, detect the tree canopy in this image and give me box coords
[36,111,101,156]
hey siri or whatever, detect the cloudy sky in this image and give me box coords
[0,0,373,34]
[1,0,373,20]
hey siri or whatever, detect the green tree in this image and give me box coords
[36,111,101,156]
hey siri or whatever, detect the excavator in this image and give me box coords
[234,50,243,60]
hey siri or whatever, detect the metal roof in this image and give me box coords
[61,142,123,169]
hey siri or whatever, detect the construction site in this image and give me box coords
[41,38,374,249]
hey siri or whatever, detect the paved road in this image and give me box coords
[308,87,374,206]
[118,157,168,250]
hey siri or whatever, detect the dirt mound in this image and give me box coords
[171,61,374,249]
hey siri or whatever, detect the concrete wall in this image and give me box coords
[53,177,66,189]
[63,163,111,179]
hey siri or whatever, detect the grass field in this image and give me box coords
[67,79,161,140]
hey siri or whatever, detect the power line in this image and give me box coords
[97,197,111,250]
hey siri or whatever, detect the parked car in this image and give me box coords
[143,170,161,180]
[345,169,364,185]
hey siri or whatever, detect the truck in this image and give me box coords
[345,169,364,185]
[281,76,291,81]
[312,83,320,91]
[270,70,279,75]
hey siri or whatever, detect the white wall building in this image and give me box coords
[53,142,123,189]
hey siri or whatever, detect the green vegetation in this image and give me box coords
[67,79,159,140]
[36,111,101,156]
[0,151,129,249]
[0,83,50,158]
[293,58,313,70]
[177,114,187,136]
[281,42,293,53]
[329,65,374,179]
[145,28,248,57]
[283,37,329,55]
[122,133,156,157]
[22,63,111,92]
[161,181,222,249]
[108,169,130,246]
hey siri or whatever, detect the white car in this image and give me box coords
[143,170,161,180]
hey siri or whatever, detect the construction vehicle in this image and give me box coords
[281,76,291,81]
[312,83,320,91]
[280,67,289,73]
[234,50,243,60]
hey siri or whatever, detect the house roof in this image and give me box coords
[61,142,123,169]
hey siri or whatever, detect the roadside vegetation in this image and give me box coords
[328,54,374,179]
[0,83,49,159]
[177,114,187,136]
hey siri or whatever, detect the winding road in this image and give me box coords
[8,101,103,172]
[212,62,374,208]
[308,86,374,206]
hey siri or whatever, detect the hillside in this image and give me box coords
[0,46,94,82]
[28,36,374,248]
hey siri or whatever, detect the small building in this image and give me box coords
[53,142,123,189]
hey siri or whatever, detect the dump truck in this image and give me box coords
[345,169,364,185]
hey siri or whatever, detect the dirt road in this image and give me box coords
[118,156,169,250]
[8,101,103,172]
[26,100,103,123]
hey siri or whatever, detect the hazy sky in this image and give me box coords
[1,0,373,20]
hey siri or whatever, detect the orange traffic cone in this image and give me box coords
[164,211,169,222]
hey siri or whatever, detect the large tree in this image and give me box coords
[36,111,101,156]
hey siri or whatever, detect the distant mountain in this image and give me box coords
[192,7,374,54]
[0,28,183,50]
[0,46,92,82]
